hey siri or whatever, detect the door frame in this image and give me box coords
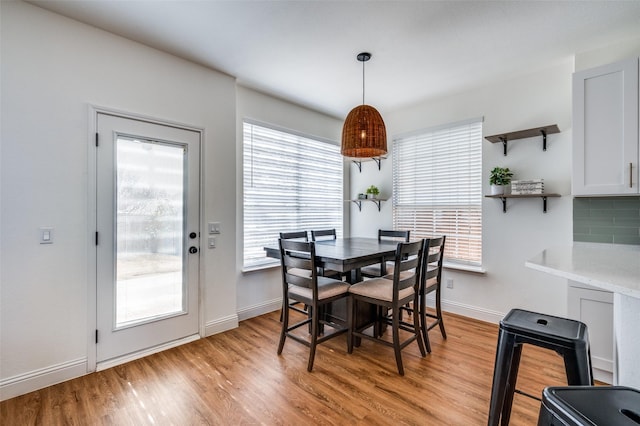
[87,105,205,372]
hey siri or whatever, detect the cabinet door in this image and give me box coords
[568,282,613,383]
[572,57,639,195]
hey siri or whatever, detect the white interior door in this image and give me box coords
[96,113,200,365]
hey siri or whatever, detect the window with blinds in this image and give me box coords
[392,118,483,267]
[243,120,343,269]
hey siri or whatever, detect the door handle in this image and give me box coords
[189,246,198,254]
[189,232,197,239]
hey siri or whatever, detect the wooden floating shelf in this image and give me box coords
[485,193,560,213]
[485,124,560,156]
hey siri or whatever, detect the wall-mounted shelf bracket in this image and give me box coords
[541,129,548,151]
[350,156,385,172]
[485,193,560,213]
[347,198,386,212]
[499,136,508,156]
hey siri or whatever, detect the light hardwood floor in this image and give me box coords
[1,311,571,425]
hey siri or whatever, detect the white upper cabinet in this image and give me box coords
[572,57,639,196]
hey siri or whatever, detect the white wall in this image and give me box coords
[351,60,576,322]
[234,87,344,320]
[1,1,237,399]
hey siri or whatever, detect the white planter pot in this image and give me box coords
[490,184,505,195]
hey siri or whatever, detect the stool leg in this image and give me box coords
[562,346,593,386]
[488,329,516,426]
[501,344,523,426]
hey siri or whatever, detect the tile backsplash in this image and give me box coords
[573,197,640,245]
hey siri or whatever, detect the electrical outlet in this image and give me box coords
[446,278,453,289]
[39,227,54,244]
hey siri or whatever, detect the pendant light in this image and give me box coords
[341,52,387,159]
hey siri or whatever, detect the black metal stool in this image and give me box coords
[487,309,593,426]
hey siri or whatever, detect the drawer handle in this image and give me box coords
[631,163,634,188]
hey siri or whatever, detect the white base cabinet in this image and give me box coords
[567,280,614,384]
[572,57,639,196]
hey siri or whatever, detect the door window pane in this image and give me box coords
[116,137,185,327]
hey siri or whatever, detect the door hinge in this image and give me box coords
[95,329,99,344]
[95,132,99,147]
[95,231,99,246]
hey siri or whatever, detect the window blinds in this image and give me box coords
[392,118,483,266]
[243,121,343,269]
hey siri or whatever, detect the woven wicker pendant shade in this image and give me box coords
[341,52,387,159]
[341,104,387,158]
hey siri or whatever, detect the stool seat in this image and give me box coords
[501,309,589,351]
[538,386,640,426]
[488,309,593,426]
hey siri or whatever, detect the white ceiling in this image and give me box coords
[28,0,640,118]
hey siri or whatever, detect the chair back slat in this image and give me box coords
[279,231,308,241]
[283,253,312,270]
[285,272,313,289]
[379,229,410,242]
[311,229,336,241]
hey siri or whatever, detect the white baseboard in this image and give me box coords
[204,313,239,337]
[426,296,505,324]
[96,334,201,372]
[0,357,87,402]
[237,298,281,322]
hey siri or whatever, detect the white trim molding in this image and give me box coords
[96,334,201,372]
[437,297,505,325]
[204,314,239,337]
[237,298,282,322]
[0,358,87,402]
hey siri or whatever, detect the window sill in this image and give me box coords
[443,262,486,274]
[242,262,280,274]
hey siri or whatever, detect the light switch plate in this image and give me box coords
[208,222,221,234]
[208,237,216,248]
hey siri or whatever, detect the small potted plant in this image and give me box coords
[489,167,513,195]
[366,185,380,199]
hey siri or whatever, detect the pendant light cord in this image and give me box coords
[362,58,366,105]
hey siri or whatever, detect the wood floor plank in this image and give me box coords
[1,311,576,425]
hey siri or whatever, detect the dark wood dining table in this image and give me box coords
[264,237,401,283]
[265,237,404,338]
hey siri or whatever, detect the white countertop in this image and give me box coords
[525,244,640,299]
